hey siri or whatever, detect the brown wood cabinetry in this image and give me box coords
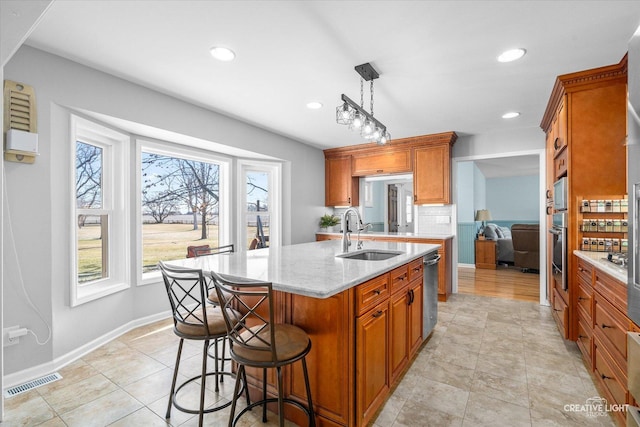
[246,257,427,427]
[352,148,412,176]
[474,239,496,269]
[356,299,390,427]
[572,256,635,427]
[324,132,457,207]
[542,56,627,341]
[413,143,450,204]
[325,156,359,207]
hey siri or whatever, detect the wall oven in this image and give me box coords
[553,177,568,211]
[550,212,568,291]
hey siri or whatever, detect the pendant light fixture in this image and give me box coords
[336,63,390,145]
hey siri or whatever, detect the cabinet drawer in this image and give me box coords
[594,334,628,407]
[576,315,592,367]
[593,291,628,371]
[554,146,567,179]
[594,268,627,315]
[389,265,409,294]
[576,258,593,285]
[576,279,593,321]
[351,149,411,176]
[408,258,424,283]
[356,274,390,316]
[551,288,569,339]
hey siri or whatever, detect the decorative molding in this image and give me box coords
[541,55,627,132]
[324,131,457,158]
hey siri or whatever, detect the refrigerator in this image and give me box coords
[628,25,640,326]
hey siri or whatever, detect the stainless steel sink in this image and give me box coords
[336,250,403,261]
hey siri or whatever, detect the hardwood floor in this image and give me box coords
[458,264,540,302]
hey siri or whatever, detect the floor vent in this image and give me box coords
[4,372,62,398]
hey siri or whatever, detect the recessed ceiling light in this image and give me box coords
[306,101,323,109]
[497,48,526,63]
[502,112,521,119]
[210,46,235,62]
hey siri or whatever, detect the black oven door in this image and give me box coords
[550,226,567,291]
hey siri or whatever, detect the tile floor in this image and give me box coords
[3,294,616,426]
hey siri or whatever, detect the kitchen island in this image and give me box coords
[168,239,439,427]
[317,231,454,301]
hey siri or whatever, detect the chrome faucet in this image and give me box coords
[341,207,363,252]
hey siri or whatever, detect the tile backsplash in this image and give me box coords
[416,205,455,235]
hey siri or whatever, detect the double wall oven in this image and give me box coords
[549,211,568,291]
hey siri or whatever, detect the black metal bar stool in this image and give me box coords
[210,271,316,427]
[158,261,248,427]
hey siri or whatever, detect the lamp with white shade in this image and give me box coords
[475,209,492,239]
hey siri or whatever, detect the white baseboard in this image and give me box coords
[458,263,475,268]
[3,310,172,389]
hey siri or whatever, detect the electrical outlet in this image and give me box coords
[3,326,21,347]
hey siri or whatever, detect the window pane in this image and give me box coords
[141,152,220,273]
[246,171,269,249]
[76,141,103,209]
[77,214,108,283]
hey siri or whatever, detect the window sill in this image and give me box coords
[72,281,130,307]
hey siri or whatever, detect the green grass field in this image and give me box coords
[77,223,265,281]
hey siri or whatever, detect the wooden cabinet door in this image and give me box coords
[475,240,496,269]
[389,288,409,383]
[408,279,423,357]
[351,148,412,176]
[413,144,450,204]
[356,300,390,427]
[325,156,359,207]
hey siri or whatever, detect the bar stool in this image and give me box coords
[210,271,316,427]
[158,261,248,427]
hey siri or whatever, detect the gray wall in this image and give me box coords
[3,45,325,376]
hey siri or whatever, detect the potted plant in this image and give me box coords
[319,213,340,232]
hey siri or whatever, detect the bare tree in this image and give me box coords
[76,141,102,228]
[142,153,219,239]
[142,192,177,223]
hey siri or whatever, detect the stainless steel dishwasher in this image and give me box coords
[423,251,440,337]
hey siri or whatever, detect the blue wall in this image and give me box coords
[486,175,539,220]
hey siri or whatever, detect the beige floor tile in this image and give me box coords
[36,359,98,395]
[393,399,463,427]
[475,351,527,383]
[431,342,480,371]
[59,389,142,426]
[526,364,586,396]
[35,417,67,426]
[1,391,56,427]
[374,395,406,427]
[108,406,171,426]
[99,350,167,387]
[470,370,529,408]
[411,378,470,417]
[462,391,531,427]
[421,356,476,391]
[41,373,119,414]
[122,366,182,405]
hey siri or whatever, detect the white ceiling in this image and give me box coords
[473,155,539,178]
[8,1,640,151]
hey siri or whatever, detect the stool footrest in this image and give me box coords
[172,372,245,415]
[232,397,313,426]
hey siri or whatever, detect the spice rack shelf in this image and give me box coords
[578,196,628,253]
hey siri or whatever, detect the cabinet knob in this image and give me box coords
[372,310,383,318]
[601,374,613,380]
[373,289,381,295]
[377,169,383,173]
[577,296,586,301]
[601,323,613,329]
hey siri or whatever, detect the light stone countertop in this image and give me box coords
[573,250,628,284]
[316,231,455,240]
[167,239,440,299]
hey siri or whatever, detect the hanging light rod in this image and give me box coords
[336,62,390,144]
[340,94,386,133]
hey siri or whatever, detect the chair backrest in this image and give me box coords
[187,244,235,258]
[158,261,212,335]
[209,271,277,362]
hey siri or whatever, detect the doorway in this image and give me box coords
[452,150,547,305]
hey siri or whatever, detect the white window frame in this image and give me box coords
[70,115,130,306]
[238,160,282,250]
[137,138,231,285]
